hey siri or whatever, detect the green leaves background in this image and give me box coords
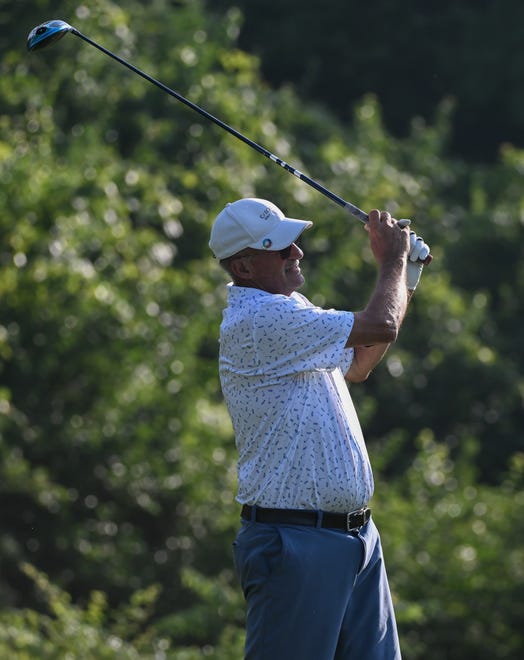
[0,0,523,657]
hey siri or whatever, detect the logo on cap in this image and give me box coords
[259,207,272,221]
[262,238,272,249]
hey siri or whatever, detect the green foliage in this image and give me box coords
[0,563,160,658]
[374,438,524,660]
[0,0,523,657]
[0,563,244,658]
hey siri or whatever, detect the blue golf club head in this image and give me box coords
[27,20,74,51]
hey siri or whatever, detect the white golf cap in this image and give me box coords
[209,198,313,260]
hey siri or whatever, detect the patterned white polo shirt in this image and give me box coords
[219,284,374,512]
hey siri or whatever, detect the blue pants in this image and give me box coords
[232,515,401,660]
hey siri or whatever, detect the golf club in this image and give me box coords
[27,19,432,264]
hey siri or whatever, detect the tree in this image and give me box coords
[1,0,523,656]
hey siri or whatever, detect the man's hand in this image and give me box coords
[365,210,410,266]
[406,231,431,291]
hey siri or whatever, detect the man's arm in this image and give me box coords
[342,206,433,382]
[345,343,390,383]
[345,210,410,349]
[345,290,414,382]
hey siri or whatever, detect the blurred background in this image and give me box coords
[1,0,523,657]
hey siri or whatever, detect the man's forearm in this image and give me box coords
[345,343,391,382]
[345,287,414,382]
[346,256,408,347]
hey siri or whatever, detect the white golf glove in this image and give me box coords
[406,229,430,291]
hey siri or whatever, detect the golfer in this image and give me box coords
[209,198,430,659]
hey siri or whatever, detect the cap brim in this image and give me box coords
[248,217,313,252]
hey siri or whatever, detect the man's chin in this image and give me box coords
[285,273,305,295]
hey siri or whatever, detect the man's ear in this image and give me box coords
[229,257,253,279]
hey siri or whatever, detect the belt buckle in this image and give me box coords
[346,507,369,532]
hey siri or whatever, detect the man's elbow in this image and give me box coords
[372,320,398,345]
[349,312,399,347]
[345,360,376,383]
[345,369,371,383]
[383,322,399,344]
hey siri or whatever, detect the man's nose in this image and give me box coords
[290,243,304,259]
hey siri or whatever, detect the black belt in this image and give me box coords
[241,504,371,532]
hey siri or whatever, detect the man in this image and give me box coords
[209,198,430,659]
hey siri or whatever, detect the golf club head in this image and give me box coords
[27,20,74,52]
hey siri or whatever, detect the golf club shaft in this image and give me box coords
[32,23,432,264]
[74,28,368,223]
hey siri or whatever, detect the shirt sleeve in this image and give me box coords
[339,347,355,374]
[252,294,354,375]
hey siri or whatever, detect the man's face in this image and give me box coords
[229,242,305,296]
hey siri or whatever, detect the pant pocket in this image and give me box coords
[232,522,284,597]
